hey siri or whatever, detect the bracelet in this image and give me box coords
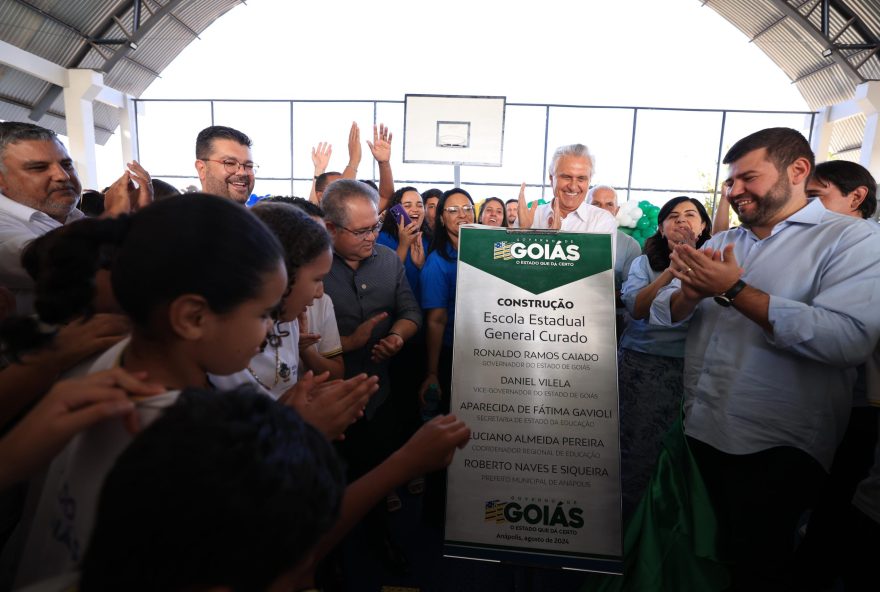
[388,331,403,340]
[345,164,357,170]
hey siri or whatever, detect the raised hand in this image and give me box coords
[398,219,419,249]
[367,124,392,164]
[347,122,362,171]
[409,232,425,269]
[548,197,562,230]
[311,142,332,175]
[516,183,541,229]
[103,161,154,216]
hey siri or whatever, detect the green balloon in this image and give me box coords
[638,200,652,211]
[637,217,652,230]
[618,226,635,236]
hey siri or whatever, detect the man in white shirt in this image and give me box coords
[0,123,152,316]
[0,122,85,315]
[517,143,618,238]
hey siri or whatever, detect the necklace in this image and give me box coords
[247,332,292,391]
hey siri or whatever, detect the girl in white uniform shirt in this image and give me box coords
[3,195,469,592]
[6,195,292,587]
[211,202,357,400]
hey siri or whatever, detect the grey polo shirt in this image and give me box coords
[324,244,422,416]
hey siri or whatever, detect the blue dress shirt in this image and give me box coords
[650,199,880,469]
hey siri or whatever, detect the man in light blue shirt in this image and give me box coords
[650,127,880,590]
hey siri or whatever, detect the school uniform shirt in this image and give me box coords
[14,338,181,589]
[211,321,300,400]
[421,244,459,347]
[651,199,880,470]
[298,294,343,379]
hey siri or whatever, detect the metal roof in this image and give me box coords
[702,0,880,158]
[0,0,242,144]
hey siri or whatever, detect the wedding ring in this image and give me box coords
[685,267,693,274]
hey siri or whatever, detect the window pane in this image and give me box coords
[137,101,212,177]
[630,110,723,193]
[463,105,548,186]
[291,102,375,181]
[546,106,635,192]
[212,101,292,179]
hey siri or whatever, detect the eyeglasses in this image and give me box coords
[202,159,259,174]
[443,205,475,214]
[338,222,382,240]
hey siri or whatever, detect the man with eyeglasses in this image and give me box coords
[321,180,420,417]
[320,178,421,567]
[194,126,258,204]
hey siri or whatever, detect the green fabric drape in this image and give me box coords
[581,416,730,591]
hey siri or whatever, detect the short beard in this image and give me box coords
[736,174,791,228]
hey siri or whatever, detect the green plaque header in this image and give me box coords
[459,227,613,294]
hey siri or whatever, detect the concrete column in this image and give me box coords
[810,107,833,163]
[861,112,880,180]
[62,69,104,189]
[118,95,140,166]
[851,82,880,179]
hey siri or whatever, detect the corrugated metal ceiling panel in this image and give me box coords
[829,112,867,153]
[174,0,240,32]
[704,0,880,157]
[0,1,44,47]
[0,68,53,105]
[0,0,244,144]
[34,0,122,38]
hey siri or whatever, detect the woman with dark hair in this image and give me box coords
[478,197,508,227]
[420,188,475,406]
[377,186,429,299]
[617,195,712,520]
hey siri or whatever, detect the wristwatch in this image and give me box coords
[714,279,747,307]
